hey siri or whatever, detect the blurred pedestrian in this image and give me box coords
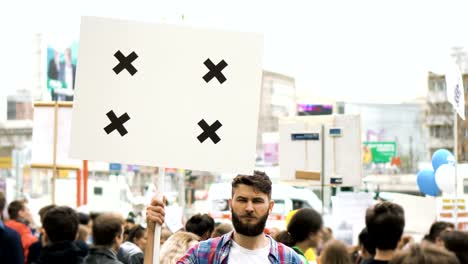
[0,192,24,264]
[185,213,215,241]
[389,243,459,264]
[276,208,323,264]
[27,204,57,264]
[211,223,233,238]
[440,230,468,264]
[365,202,405,264]
[84,213,124,264]
[35,206,86,264]
[160,231,200,264]
[5,200,38,261]
[422,221,454,246]
[354,227,376,264]
[117,225,146,264]
[319,239,352,264]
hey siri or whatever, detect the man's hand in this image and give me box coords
[146,196,166,226]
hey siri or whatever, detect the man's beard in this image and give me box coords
[231,209,269,237]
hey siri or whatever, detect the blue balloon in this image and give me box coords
[432,149,455,171]
[417,169,439,196]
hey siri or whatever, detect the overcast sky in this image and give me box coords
[2,0,468,103]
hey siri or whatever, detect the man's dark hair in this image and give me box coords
[0,192,5,220]
[78,212,90,225]
[440,230,468,264]
[7,200,25,220]
[127,225,146,243]
[232,171,272,198]
[185,214,215,238]
[38,204,57,224]
[92,213,124,246]
[43,206,79,243]
[358,227,376,255]
[365,201,405,250]
[424,221,454,243]
[283,208,323,246]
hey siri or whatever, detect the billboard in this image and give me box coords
[47,41,78,101]
[363,141,397,163]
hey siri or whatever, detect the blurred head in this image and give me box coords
[365,201,405,251]
[43,206,79,244]
[389,244,460,264]
[358,227,376,259]
[8,200,31,221]
[211,223,234,238]
[160,231,200,264]
[424,221,454,244]
[185,214,215,240]
[230,171,274,237]
[78,212,90,226]
[38,205,57,224]
[319,240,352,264]
[440,230,468,264]
[92,213,125,251]
[127,225,147,251]
[283,208,323,248]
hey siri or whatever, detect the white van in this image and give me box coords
[207,183,323,229]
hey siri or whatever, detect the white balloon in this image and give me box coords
[435,164,456,193]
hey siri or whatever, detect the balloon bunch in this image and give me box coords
[417,149,456,196]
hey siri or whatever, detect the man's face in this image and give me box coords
[229,184,274,237]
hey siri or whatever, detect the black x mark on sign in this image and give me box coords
[104,110,131,136]
[197,119,222,144]
[203,59,228,84]
[113,50,138,76]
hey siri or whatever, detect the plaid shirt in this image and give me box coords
[177,231,303,264]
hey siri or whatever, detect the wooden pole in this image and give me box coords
[51,102,59,204]
[144,167,165,264]
[83,160,88,205]
[77,169,82,207]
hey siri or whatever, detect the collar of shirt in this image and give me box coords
[219,231,280,263]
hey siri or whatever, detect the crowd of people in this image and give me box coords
[1,171,467,264]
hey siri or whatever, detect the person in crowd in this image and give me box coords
[147,171,303,263]
[0,191,24,263]
[211,223,233,238]
[35,206,87,264]
[159,231,200,264]
[267,227,280,239]
[185,213,215,241]
[354,227,376,264]
[421,221,454,246]
[117,225,146,264]
[319,239,352,264]
[365,201,405,264]
[5,200,38,261]
[276,208,323,264]
[27,204,57,264]
[389,243,459,264]
[160,227,172,246]
[440,230,468,264]
[84,213,124,264]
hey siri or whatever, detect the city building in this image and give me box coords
[257,70,296,161]
[426,72,468,162]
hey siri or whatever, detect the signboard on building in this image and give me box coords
[363,141,396,163]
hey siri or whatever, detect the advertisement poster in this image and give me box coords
[47,41,78,101]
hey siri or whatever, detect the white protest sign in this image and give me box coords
[70,17,263,173]
[32,104,82,168]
